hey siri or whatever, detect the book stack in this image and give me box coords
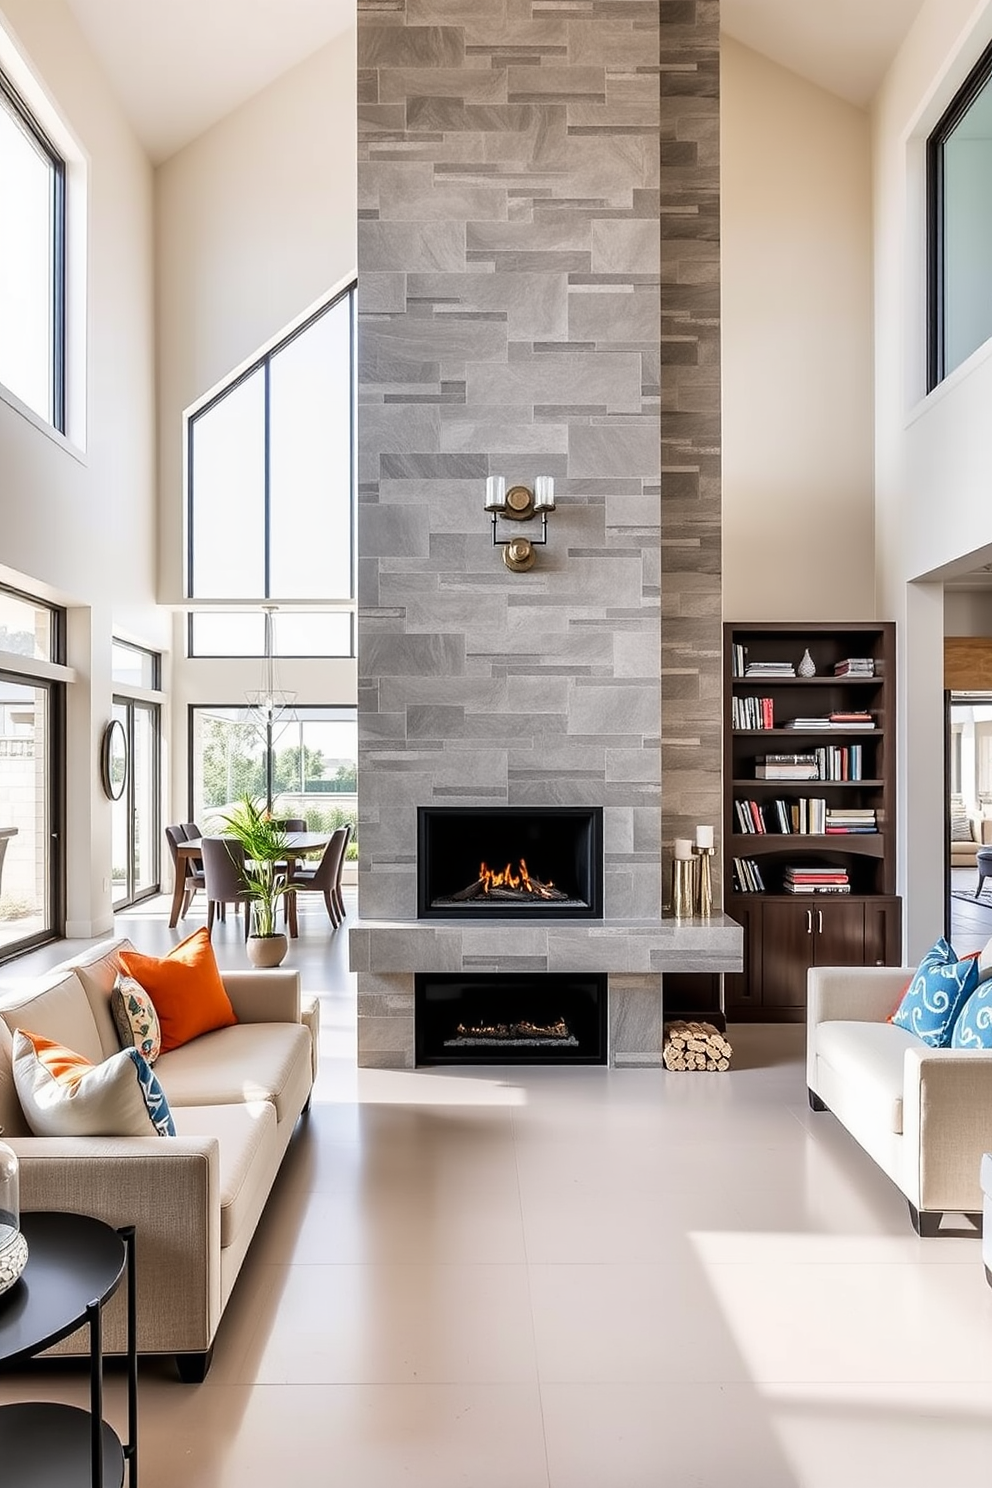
[828,711,875,730]
[814,744,863,781]
[784,715,832,730]
[825,808,877,834]
[834,658,874,677]
[732,696,774,729]
[784,864,851,894]
[732,857,766,893]
[735,798,827,834]
[744,660,795,678]
[731,642,747,678]
[755,753,818,780]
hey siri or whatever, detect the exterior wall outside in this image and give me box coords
[873,0,992,956]
[0,0,164,937]
[721,37,875,622]
[154,30,358,831]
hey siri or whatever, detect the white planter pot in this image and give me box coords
[246,933,288,968]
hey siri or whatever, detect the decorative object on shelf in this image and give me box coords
[99,717,128,801]
[220,797,291,967]
[693,826,715,917]
[672,838,695,918]
[798,647,817,677]
[0,1136,28,1296]
[485,475,556,572]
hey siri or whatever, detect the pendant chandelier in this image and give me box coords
[243,606,297,737]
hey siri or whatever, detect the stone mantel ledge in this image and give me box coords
[349,915,742,976]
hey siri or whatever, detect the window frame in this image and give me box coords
[185,282,357,604]
[186,610,355,659]
[927,39,992,392]
[111,637,161,692]
[0,66,66,432]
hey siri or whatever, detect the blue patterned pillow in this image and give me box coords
[122,1048,176,1136]
[951,980,992,1049]
[891,937,980,1047]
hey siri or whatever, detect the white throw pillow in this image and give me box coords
[12,1029,175,1137]
[980,936,992,984]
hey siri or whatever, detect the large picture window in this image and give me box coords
[0,68,65,430]
[928,43,992,388]
[187,286,355,603]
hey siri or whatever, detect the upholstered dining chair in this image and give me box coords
[165,824,205,920]
[286,827,348,928]
[331,821,353,923]
[271,817,306,833]
[181,821,204,873]
[200,837,252,938]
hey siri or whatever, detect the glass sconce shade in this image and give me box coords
[484,475,507,511]
[533,475,556,511]
[0,1138,27,1295]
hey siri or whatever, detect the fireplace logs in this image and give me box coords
[451,859,570,904]
[663,1020,732,1071]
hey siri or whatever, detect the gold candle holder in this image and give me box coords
[671,857,695,919]
[693,844,715,917]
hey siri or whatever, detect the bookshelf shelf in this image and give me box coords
[724,621,901,1022]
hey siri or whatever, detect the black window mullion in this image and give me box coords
[51,156,66,432]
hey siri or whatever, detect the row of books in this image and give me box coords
[732,695,774,730]
[784,712,875,731]
[731,859,855,895]
[735,800,878,835]
[784,864,851,895]
[732,857,767,893]
[754,746,865,781]
[834,658,875,677]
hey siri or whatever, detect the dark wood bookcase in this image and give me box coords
[723,621,902,1021]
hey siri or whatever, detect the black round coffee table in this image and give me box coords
[0,1212,137,1487]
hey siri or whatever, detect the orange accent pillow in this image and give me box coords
[119,928,236,1054]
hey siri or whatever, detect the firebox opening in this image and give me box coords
[415,973,608,1065]
[417,806,603,919]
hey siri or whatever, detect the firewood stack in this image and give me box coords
[663,1020,732,1071]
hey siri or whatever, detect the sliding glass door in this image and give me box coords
[0,673,63,957]
[111,697,160,908]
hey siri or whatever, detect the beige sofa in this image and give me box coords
[950,813,992,868]
[807,957,992,1236]
[0,937,319,1381]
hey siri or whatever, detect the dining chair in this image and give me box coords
[165,825,205,920]
[331,821,353,923]
[271,817,307,833]
[200,837,252,938]
[285,827,348,928]
[181,821,204,873]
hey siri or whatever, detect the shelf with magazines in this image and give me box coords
[723,622,901,1022]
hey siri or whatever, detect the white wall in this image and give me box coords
[0,0,164,936]
[721,37,875,621]
[154,30,357,826]
[873,0,992,954]
[944,590,992,637]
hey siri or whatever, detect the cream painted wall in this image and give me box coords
[154,29,357,828]
[944,591,992,637]
[0,0,164,936]
[721,37,875,621]
[873,0,992,955]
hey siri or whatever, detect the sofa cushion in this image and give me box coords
[0,969,106,1065]
[979,935,992,985]
[66,938,137,1060]
[12,1030,176,1138]
[950,803,974,842]
[815,1021,923,1134]
[890,937,979,1047]
[951,981,992,1048]
[120,930,237,1055]
[155,1021,312,1124]
[172,1101,279,1248]
[0,1017,29,1137]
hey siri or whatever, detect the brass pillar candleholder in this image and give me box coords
[671,858,695,919]
[693,845,715,917]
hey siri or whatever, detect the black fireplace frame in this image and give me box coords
[417,805,604,919]
[415,972,609,1065]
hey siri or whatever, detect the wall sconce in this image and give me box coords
[485,475,556,572]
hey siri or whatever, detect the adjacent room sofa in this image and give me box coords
[807,959,992,1235]
[0,937,319,1380]
[950,809,992,868]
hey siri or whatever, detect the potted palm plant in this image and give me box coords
[220,797,291,967]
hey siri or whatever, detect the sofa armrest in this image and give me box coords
[981,818,992,846]
[10,1134,221,1355]
[807,964,912,1026]
[221,968,301,1024]
[902,1047,992,1212]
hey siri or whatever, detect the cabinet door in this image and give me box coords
[813,901,866,968]
[760,901,817,1010]
[724,900,758,1015]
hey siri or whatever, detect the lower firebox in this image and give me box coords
[415,973,608,1065]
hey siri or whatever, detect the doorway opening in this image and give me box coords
[946,690,992,953]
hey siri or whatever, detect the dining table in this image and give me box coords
[170,832,332,937]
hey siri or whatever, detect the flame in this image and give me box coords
[478,857,557,898]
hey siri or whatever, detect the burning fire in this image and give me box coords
[478,858,558,899]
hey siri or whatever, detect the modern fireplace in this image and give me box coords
[417,806,604,919]
[415,972,608,1065]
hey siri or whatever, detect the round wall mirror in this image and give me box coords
[101,719,128,801]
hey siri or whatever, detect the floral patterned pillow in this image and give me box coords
[110,973,162,1065]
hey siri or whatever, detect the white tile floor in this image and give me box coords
[3,895,992,1486]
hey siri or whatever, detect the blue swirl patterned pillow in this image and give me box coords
[890,937,979,1047]
[122,1047,176,1136]
[951,980,992,1049]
